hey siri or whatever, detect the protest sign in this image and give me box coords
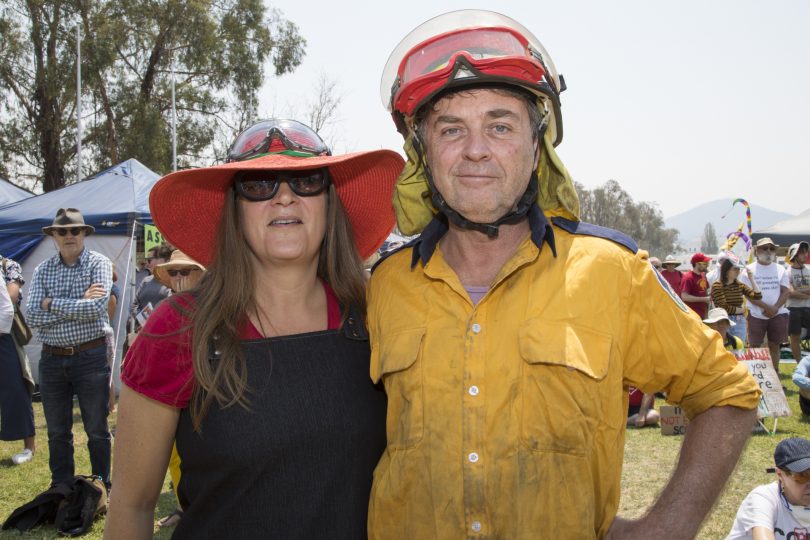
[732,348,791,419]
[144,224,165,254]
[660,406,690,436]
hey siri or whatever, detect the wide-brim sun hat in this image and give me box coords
[153,250,206,288]
[703,308,735,326]
[787,241,809,263]
[42,207,95,236]
[149,151,405,265]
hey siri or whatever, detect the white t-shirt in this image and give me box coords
[740,262,790,319]
[787,265,810,309]
[726,482,808,539]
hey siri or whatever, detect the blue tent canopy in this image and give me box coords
[0,177,33,205]
[0,159,161,262]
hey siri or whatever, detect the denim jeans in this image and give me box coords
[728,314,748,344]
[39,344,111,486]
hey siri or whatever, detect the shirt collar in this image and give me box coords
[58,247,89,268]
[410,203,556,269]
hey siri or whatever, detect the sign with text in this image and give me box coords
[144,224,165,255]
[732,348,791,419]
[660,406,690,436]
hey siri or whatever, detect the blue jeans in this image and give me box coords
[39,344,111,486]
[728,314,748,344]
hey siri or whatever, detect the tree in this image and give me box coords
[575,179,679,258]
[0,0,306,191]
[701,222,719,254]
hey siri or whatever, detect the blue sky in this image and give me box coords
[260,0,810,218]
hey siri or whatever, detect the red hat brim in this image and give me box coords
[149,151,404,265]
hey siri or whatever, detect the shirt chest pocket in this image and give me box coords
[373,327,425,451]
[56,269,93,298]
[518,320,612,456]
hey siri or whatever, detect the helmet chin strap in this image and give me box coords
[425,168,539,238]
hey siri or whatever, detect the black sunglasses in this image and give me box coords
[167,269,199,277]
[234,169,330,201]
[56,227,85,237]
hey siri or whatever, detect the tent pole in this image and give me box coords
[76,22,82,182]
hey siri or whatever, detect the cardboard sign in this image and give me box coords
[660,406,690,436]
[144,224,165,254]
[731,348,791,419]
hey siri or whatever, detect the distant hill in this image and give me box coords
[665,200,796,249]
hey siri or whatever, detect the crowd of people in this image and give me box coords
[649,239,810,411]
[1,8,808,539]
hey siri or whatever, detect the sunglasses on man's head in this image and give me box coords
[56,228,84,237]
[234,169,330,201]
[167,268,199,277]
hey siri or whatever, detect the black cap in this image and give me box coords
[775,438,810,473]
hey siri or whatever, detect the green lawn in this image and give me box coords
[2,363,809,538]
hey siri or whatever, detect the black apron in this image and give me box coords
[173,317,386,539]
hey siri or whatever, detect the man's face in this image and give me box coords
[422,89,539,224]
[694,261,709,273]
[146,251,165,271]
[53,227,86,259]
[797,246,809,264]
[756,244,776,264]
[776,468,810,507]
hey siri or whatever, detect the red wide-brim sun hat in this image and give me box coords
[149,150,405,266]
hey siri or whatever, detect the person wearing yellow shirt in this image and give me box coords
[369,9,761,539]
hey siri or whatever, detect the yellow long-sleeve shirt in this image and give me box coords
[367,208,760,540]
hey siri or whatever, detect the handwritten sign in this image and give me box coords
[732,348,791,419]
[660,406,690,436]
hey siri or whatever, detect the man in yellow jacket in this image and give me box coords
[369,9,761,539]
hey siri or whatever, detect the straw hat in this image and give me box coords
[153,250,205,288]
[661,255,682,267]
[702,308,735,326]
[149,151,404,265]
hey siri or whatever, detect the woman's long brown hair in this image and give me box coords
[187,180,367,431]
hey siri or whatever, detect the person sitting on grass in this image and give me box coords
[726,437,810,539]
[704,307,745,351]
[626,386,659,428]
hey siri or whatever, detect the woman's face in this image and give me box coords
[239,180,328,269]
[168,266,203,293]
[727,267,740,282]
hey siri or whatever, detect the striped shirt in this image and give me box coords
[710,280,761,314]
[25,248,112,347]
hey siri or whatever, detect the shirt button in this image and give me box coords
[471,323,481,334]
[468,385,479,396]
[471,521,482,533]
[468,452,479,463]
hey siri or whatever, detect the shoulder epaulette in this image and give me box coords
[551,217,638,254]
[370,236,420,274]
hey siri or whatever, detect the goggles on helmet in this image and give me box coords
[227,119,330,163]
[381,10,564,146]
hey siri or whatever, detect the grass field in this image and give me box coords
[2,362,809,538]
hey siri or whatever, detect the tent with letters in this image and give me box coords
[0,159,162,385]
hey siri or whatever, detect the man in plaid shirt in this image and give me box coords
[26,208,113,488]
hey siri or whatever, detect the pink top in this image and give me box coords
[122,282,342,408]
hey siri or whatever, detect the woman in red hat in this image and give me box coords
[105,119,403,539]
